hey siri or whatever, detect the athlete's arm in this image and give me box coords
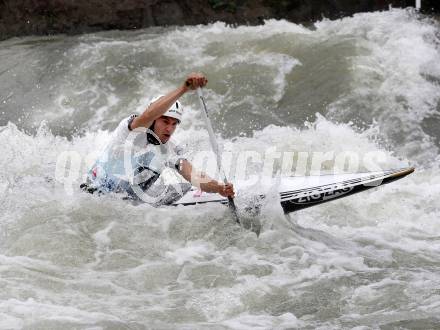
[130,73,208,130]
[178,159,235,198]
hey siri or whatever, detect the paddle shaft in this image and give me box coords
[196,87,240,224]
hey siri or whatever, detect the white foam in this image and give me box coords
[165,240,215,265]
[318,9,440,162]
[1,9,439,328]
[222,312,304,330]
[0,298,121,328]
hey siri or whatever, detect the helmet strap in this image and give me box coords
[146,121,161,145]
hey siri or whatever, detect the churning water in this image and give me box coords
[1,8,440,329]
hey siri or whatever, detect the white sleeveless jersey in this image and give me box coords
[87,115,186,195]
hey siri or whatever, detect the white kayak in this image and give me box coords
[173,167,415,214]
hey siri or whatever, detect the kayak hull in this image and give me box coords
[172,167,415,215]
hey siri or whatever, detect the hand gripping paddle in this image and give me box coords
[196,87,240,224]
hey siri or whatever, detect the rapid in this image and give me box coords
[1,8,440,329]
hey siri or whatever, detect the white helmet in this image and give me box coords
[150,95,183,123]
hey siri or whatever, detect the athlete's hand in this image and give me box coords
[218,182,235,198]
[184,73,208,90]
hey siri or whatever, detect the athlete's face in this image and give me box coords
[153,116,179,143]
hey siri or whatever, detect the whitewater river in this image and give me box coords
[1,8,440,329]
